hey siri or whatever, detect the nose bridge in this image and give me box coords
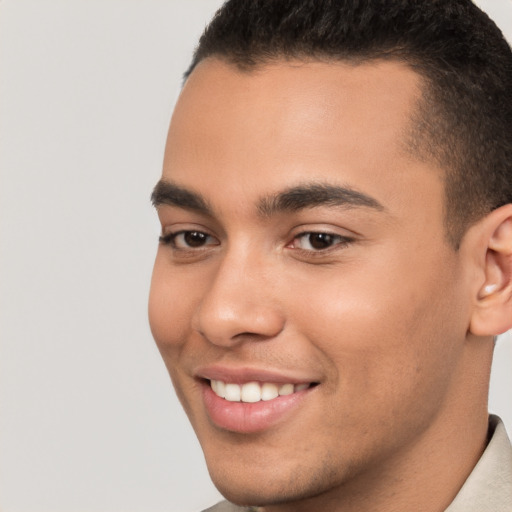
[193,243,284,346]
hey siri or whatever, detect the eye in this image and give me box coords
[289,232,351,251]
[159,230,218,249]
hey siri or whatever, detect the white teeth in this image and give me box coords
[216,380,226,398]
[210,380,311,402]
[278,383,294,396]
[241,382,261,403]
[224,383,241,402]
[261,382,279,401]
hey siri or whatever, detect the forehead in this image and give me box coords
[163,58,442,218]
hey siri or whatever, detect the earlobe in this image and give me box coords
[469,205,512,337]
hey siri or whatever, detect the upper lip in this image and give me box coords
[195,364,320,385]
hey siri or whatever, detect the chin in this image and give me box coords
[211,476,339,510]
[206,456,278,505]
[205,448,346,509]
[211,478,293,509]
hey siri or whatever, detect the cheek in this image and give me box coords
[148,256,199,353]
[148,258,206,414]
[288,249,466,408]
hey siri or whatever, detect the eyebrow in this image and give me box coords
[257,183,384,216]
[151,180,212,215]
[151,179,384,217]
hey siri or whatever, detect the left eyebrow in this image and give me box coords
[258,183,384,217]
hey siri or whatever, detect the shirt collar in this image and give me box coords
[445,415,512,511]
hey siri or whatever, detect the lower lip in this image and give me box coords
[202,382,312,434]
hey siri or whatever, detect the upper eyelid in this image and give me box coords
[160,222,217,236]
[158,216,224,238]
[290,226,358,241]
[287,218,362,234]
[293,227,351,236]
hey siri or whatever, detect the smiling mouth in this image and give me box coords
[209,379,316,403]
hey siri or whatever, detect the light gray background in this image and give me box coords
[1,1,511,511]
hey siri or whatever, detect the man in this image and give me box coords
[149,1,512,511]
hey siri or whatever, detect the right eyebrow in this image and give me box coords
[151,180,212,215]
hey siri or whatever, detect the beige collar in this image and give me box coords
[445,415,512,512]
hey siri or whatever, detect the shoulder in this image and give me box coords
[446,415,512,511]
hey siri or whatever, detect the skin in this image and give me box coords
[149,58,507,511]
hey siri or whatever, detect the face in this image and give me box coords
[149,59,474,508]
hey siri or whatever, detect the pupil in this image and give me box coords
[309,233,332,249]
[185,231,206,247]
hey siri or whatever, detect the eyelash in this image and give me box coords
[159,230,218,249]
[289,232,354,253]
[159,229,354,255]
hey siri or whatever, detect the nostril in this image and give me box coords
[194,303,286,348]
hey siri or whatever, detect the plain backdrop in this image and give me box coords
[1,1,511,511]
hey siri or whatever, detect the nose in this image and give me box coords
[192,251,285,347]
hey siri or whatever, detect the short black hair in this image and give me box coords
[184,0,512,247]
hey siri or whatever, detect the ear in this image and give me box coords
[469,204,512,336]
